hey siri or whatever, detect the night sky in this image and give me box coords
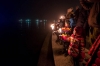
[0,0,80,21]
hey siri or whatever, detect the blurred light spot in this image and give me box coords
[25,19,31,22]
[19,19,23,22]
[36,19,39,22]
[40,20,42,22]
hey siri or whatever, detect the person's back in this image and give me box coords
[88,2,100,28]
[80,0,100,28]
[76,6,89,28]
[80,0,100,45]
[87,1,100,46]
[69,16,74,28]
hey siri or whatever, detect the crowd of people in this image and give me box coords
[52,0,100,66]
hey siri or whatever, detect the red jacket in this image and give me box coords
[86,35,100,66]
[68,34,85,62]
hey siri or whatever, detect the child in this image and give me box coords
[68,26,85,66]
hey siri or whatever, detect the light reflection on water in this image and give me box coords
[19,21,47,30]
[26,21,31,28]
[17,19,49,39]
[19,21,31,29]
[20,21,22,28]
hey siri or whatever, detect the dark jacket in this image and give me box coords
[80,0,100,28]
[76,7,89,31]
[88,2,100,28]
[80,0,92,10]
[74,8,80,23]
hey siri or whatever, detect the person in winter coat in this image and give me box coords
[66,8,75,34]
[59,19,65,28]
[80,0,100,48]
[55,20,61,42]
[74,6,80,24]
[86,35,100,66]
[69,14,75,29]
[66,7,74,19]
[68,26,85,66]
[79,0,100,66]
[76,6,90,49]
[76,6,89,29]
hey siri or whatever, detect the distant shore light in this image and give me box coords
[19,19,23,22]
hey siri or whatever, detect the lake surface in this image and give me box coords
[0,20,51,66]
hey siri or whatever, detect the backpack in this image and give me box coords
[88,2,100,28]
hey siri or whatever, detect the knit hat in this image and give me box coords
[73,26,83,35]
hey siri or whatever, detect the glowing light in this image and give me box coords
[36,22,39,25]
[60,16,63,19]
[59,28,62,33]
[25,19,31,22]
[36,19,39,22]
[60,16,65,19]
[58,28,62,33]
[50,24,54,30]
[40,20,42,22]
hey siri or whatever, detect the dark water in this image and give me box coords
[0,20,51,66]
